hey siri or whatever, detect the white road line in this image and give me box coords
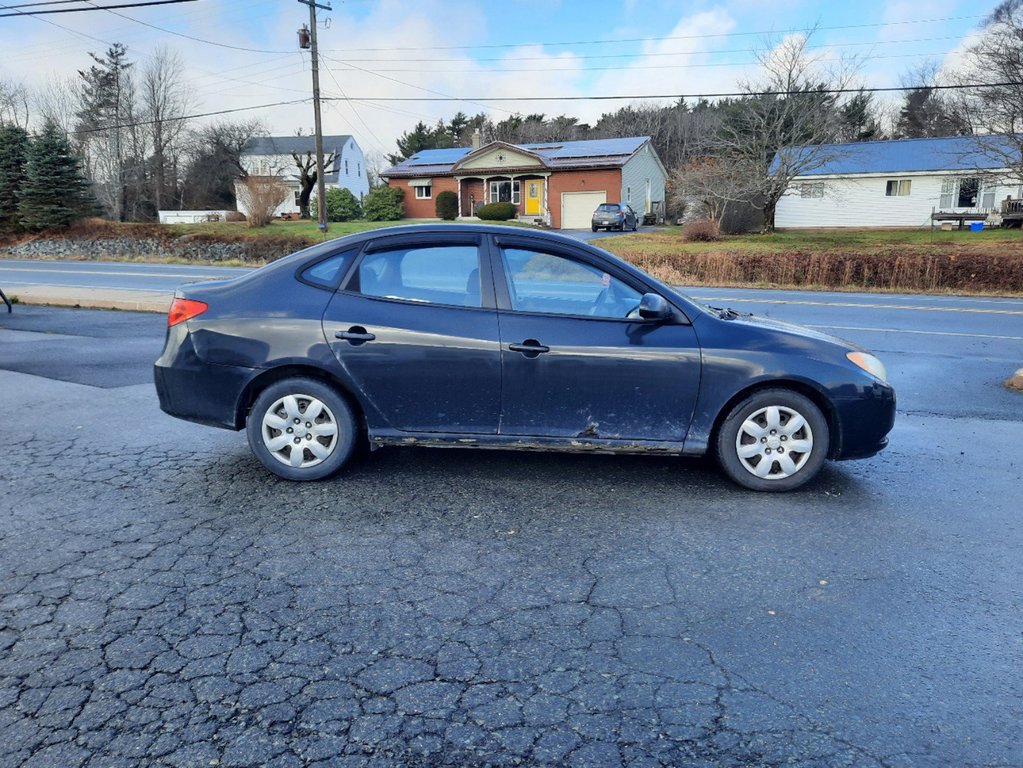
[0,266,232,279]
[692,296,1023,315]
[811,324,1023,341]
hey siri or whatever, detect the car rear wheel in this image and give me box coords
[246,377,357,481]
[716,389,829,492]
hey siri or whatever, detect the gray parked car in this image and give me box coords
[592,203,639,232]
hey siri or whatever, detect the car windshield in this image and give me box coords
[596,204,620,212]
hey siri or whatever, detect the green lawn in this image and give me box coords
[167,218,538,241]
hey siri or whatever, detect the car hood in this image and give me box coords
[724,311,863,352]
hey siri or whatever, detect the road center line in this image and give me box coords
[692,296,1023,316]
[810,324,1023,341]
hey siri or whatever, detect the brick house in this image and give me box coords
[380,136,666,229]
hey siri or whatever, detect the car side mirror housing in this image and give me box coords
[638,293,672,321]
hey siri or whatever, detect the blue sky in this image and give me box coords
[0,0,1004,162]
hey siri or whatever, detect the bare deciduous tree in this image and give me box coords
[0,77,30,129]
[714,33,859,232]
[958,1,1023,181]
[669,157,753,225]
[140,47,195,213]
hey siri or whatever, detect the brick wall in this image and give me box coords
[547,170,622,228]
[389,177,458,220]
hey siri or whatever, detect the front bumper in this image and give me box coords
[832,381,896,460]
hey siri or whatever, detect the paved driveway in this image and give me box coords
[0,305,1021,767]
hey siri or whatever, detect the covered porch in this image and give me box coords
[454,173,551,224]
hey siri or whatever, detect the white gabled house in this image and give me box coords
[776,135,1023,229]
[235,135,369,218]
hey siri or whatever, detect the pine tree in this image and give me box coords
[18,120,93,231]
[0,124,29,231]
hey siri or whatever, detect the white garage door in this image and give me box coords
[561,191,607,229]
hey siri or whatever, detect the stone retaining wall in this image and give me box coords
[0,236,304,263]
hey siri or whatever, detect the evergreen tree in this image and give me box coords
[18,120,92,231]
[0,124,29,231]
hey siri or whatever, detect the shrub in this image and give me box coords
[225,211,246,222]
[682,219,721,242]
[435,190,458,220]
[236,176,290,228]
[476,201,517,221]
[317,187,362,222]
[363,186,404,221]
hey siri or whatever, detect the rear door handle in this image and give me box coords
[508,339,550,357]
[335,326,376,344]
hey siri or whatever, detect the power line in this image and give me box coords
[330,35,964,64]
[75,96,306,133]
[331,50,962,75]
[329,15,985,52]
[0,0,195,18]
[327,81,1023,103]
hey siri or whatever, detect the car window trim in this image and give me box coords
[340,238,497,310]
[488,235,661,319]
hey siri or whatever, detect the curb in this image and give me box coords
[8,286,171,314]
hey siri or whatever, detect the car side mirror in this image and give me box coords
[638,293,672,321]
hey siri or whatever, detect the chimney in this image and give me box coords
[471,129,482,150]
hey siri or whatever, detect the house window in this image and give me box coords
[885,179,911,197]
[489,180,520,205]
[294,191,301,207]
[357,162,361,177]
[345,160,349,175]
[957,177,979,208]
[415,184,432,199]
[626,186,631,202]
[800,183,824,198]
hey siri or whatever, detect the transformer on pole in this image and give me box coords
[296,1,331,233]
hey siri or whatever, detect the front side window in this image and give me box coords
[800,183,824,199]
[356,245,481,308]
[885,179,911,197]
[415,184,432,199]
[500,247,642,319]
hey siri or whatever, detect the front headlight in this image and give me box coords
[847,351,887,384]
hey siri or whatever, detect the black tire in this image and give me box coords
[715,388,829,492]
[591,225,598,232]
[246,377,358,481]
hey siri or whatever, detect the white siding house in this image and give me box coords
[776,135,1023,229]
[236,135,369,218]
[620,141,667,215]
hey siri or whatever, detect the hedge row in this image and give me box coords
[626,249,1023,293]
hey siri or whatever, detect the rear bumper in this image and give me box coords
[154,325,253,430]
[833,382,896,460]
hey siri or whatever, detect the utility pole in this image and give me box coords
[297,0,331,233]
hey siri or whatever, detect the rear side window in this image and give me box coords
[357,245,481,308]
[301,249,357,289]
[596,203,620,212]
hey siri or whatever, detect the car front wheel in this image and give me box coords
[716,389,829,492]
[246,377,357,481]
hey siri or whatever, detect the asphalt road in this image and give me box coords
[1,298,1021,767]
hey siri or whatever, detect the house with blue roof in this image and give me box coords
[380,135,666,229]
[776,135,1023,229]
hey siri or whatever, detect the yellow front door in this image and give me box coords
[525,179,544,215]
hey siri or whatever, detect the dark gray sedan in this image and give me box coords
[155,224,895,491]
[591,203,639,232]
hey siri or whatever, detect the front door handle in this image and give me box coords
[508,339,550,358]
[335,326,376,344]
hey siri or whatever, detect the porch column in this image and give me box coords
[455,176,462,217]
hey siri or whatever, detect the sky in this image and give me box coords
[0,0,1007,164]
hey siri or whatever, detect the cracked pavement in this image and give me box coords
[1,306,1021,767]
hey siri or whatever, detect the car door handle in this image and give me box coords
[508,340,550,356]
[335,327,376,344]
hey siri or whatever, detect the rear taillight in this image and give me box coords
[167,298,208,327]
